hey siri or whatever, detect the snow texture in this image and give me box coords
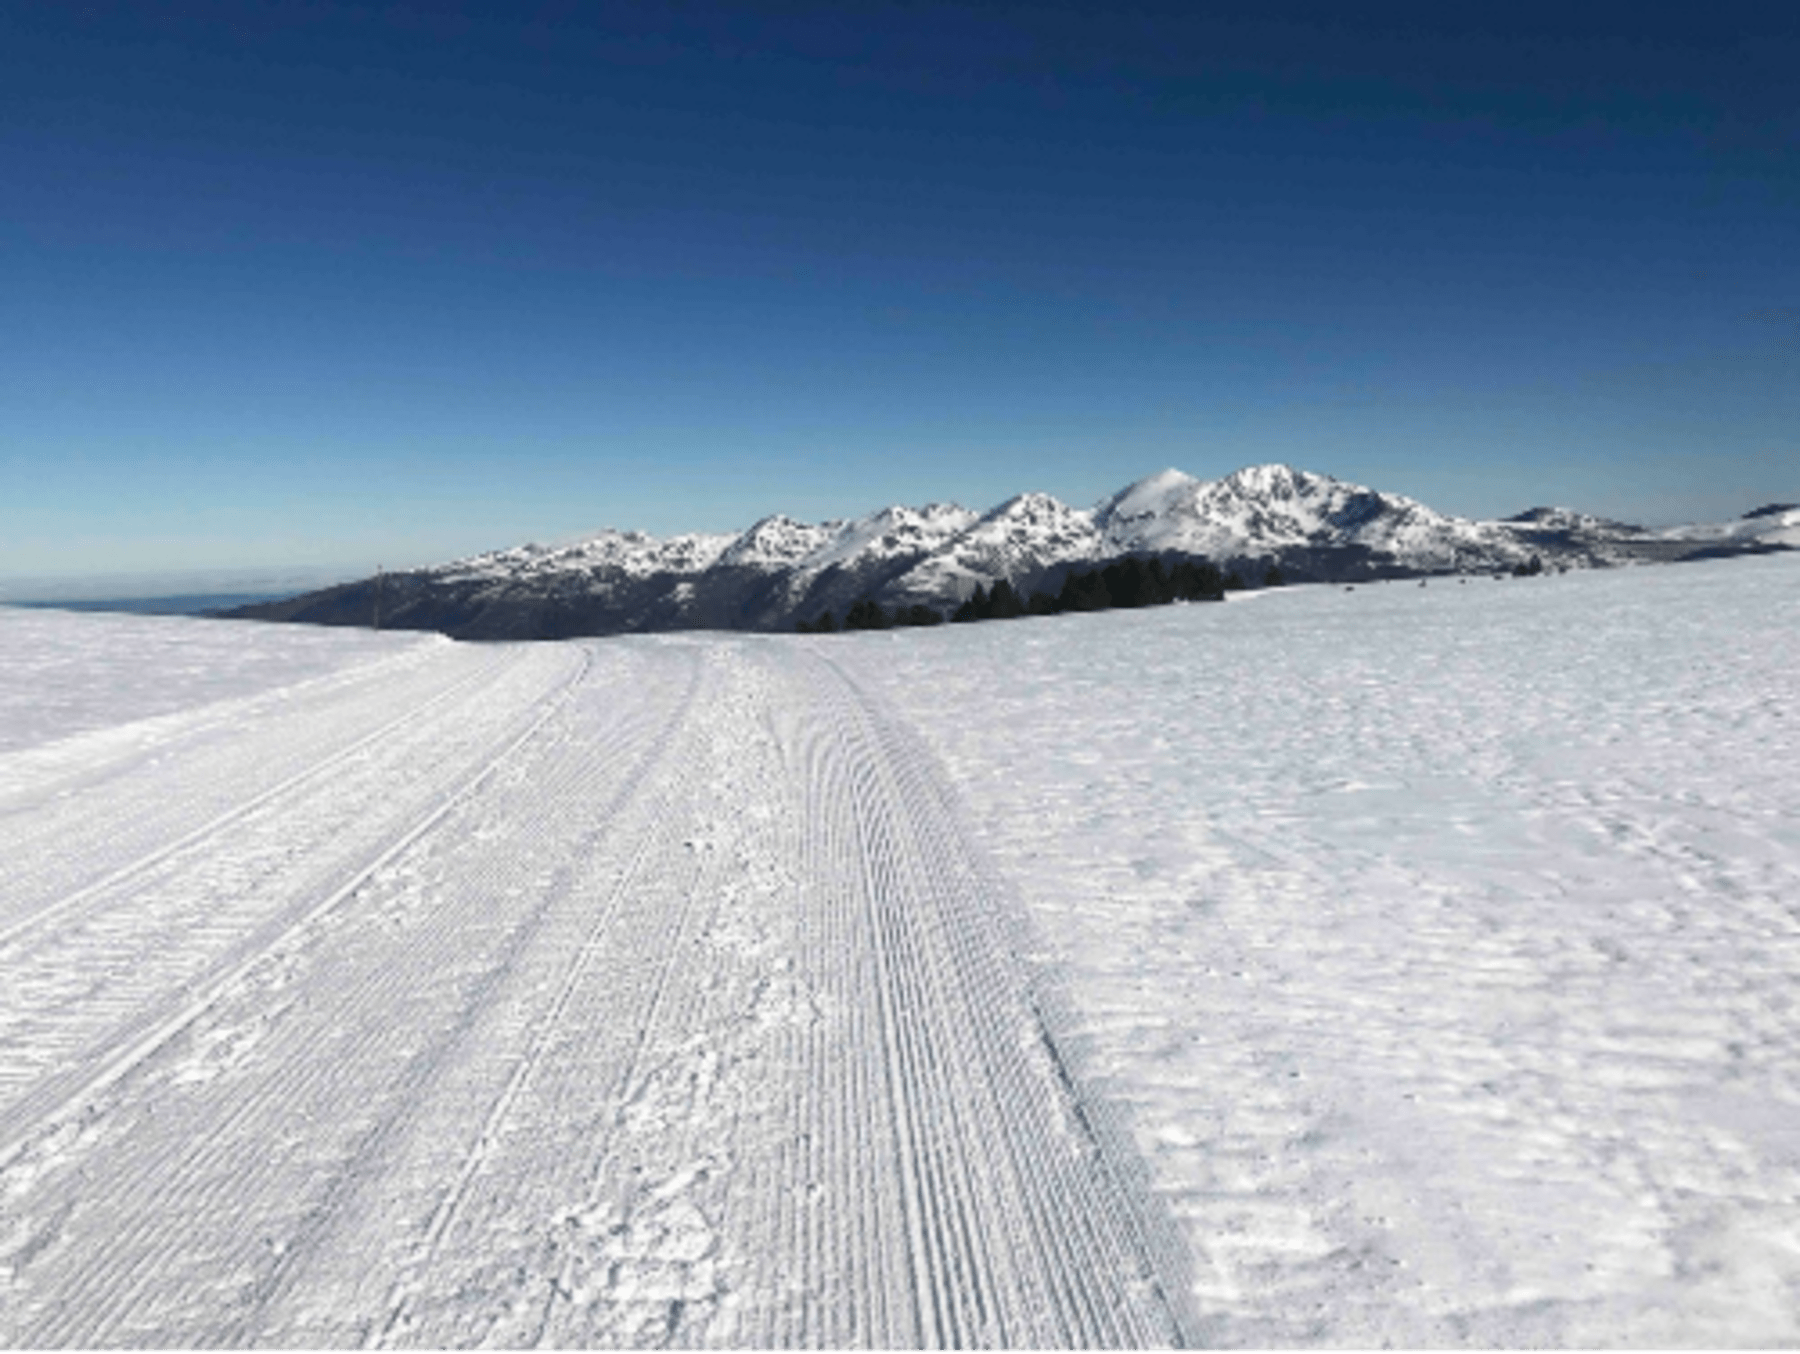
[0,619,1181,1347]
[2,553,1797,1347]
[837,552,1800,1347]
[0,606,442,756]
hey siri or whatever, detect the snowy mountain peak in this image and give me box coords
[878,490,1098,604]
[981,490,1079,524]
[956,491,1094,554]
[243,463,1795,639]
[1215,462,1322,501]
[800,502,980,572]
[1098,468,1201,519]
[718,515,841,570]
[1505,507,1644,535]
[433,527,736,582]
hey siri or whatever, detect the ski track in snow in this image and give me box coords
[0,628,1184,1347]
[838,554,1800,1347]
[5,556,1794,1348]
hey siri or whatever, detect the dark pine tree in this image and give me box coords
[987,579,1024,619]
[1056,571,1081,611]
[1107,557,1162,607]
[1169,560,1225,600]
[844,598,892,630]
[1100,560,1131,607]
[1263,562,1287,587]
[1146,557,1172,604]
[1058,568,1112,612]
[952,583,990,623]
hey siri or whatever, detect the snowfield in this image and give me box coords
[835,554,1800,1347]
[1,553,1797,1346]
[0,606,443,757]
[0,611,1180,1347]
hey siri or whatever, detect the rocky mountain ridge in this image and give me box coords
[230,465,1799,640]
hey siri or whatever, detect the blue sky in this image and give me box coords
[4,1,1795,590]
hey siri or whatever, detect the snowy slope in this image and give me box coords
[436,530,738,583]
[0,616,1185,1348]
[4,557,1798,1345]
[1655,502,1800,548]
[838,552,1800,1347]
[1095,464,1524,569]
[0,605,441,757]
[724,502,980,605]
[884,492,1105,602]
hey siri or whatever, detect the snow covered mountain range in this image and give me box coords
[234,465,1799,640]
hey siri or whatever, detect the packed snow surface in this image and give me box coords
[1,554,1797,1346]
[0,606,441,757]
[0,612,1180,1346]
[836,553,1800,1347]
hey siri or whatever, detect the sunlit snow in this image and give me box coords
[836,553,1800,1346]
[0,606,440,756]
[0,553,1795,1346]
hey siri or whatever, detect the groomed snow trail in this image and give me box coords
[0,631,1186,1347]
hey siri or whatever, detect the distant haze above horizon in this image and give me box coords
[4,1,1794,586]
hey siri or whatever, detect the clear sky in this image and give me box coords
[4,0,1795,591]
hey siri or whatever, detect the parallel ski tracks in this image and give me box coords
[0,645,590,1174]
[791,651,1190,1347]
[2,641,687,1346]
[0,637,1190,1348]
[0,646,519,951]
[812,654,1198,1346]
[228,645,708,1348]
[366,650,716,1349]
[0,642,501,920]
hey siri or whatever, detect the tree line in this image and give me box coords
[797,556,1286,633]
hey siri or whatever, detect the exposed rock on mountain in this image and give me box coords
[230,465,1794,639]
